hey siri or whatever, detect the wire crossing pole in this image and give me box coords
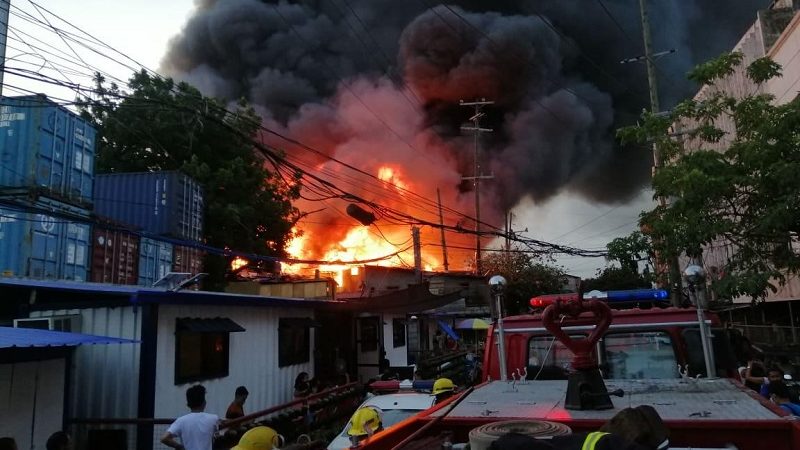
[636,0,683,306]
[412,226,422,282]
[437,188,449,272]
[460,99,494,276]
[0,0,10,97]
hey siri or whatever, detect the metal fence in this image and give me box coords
[732,323,799,345]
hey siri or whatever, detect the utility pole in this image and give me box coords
[436,188,449,272]
[460,99,494,276]
[0,0,10,97]
[412,226,422,282]
[631,0,683,307]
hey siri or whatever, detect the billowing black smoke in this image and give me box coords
[161,0,766,214]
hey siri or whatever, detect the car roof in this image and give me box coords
[361,392,435,410]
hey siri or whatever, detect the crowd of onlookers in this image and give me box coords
[741,359,800,415]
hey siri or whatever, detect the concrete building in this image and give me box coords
[678,1,800,346]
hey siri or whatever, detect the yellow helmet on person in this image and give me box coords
[231,426,281,450]
[348,406,382,437]
[432,378,456,396]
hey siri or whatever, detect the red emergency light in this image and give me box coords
[529,293,580,308]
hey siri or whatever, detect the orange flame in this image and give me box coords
[377,165,410,191]
[284,164,462,288]
[231,257,249,271]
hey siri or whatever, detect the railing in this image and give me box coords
[732,324,800,345]
[67,383,362,450]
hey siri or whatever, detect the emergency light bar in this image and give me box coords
[369,380,435,392]
[529,289,668,308]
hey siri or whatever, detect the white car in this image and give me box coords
[327,392,436,450]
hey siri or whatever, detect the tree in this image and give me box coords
[618,52,798,301]
[582,267,651,292]
[582,232,653,292]
[482,252,567,315]
[81,71,301,289]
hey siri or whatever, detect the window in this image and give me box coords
[603,331,678,379]
[279,318,310,367]
[393,319,406,348]
[359,317,379,352]
[174,318,244,384]
[527,335,583,379]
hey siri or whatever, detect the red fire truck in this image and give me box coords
[354,289,800,450]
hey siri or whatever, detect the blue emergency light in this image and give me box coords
[605,288,668,302]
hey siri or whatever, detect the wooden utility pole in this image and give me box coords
[635,0,683,306]
[436,188,449,272]
[412,226,422,281]
[460,99,494,275]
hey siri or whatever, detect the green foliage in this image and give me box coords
[481,252,567,315]
[621,52,800,301]
[582,267,651,292]
[606,232,653,275]
[80,71,301,289]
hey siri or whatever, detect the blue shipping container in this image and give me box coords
[94,171,204,242]
[138,237,174,287]
[0,95,96,205]
[0,197,91,281]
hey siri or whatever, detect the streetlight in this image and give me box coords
[489,275,508,381]
[684,264,716,378]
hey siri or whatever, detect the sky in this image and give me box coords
[3,0,663,279]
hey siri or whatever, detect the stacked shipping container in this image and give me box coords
[0,95,95,281]
[0,197,91,281]
[90,228,139,285]
[1,95,207,285]
[93,171,205,284]
[1,95,95,205]
[93,171,204,242]
[138,238,174,287]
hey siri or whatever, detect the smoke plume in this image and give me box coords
[161,0,766,259]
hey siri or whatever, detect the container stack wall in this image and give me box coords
[90,228,140,285]
[0,95,95,206]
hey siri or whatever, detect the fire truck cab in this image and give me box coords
[483,291,741,382]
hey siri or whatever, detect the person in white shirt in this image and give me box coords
[161,385,220,450]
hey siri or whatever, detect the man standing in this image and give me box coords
[161,385,220,450]
[226,386,249,420]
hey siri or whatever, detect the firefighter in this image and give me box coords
[347,406,383,446]
[432,378,456,404]
[231,426,282,450]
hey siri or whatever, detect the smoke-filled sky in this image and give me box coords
[156,0,767,275]
[7,0,767,276]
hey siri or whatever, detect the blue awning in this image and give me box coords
[0,327,140,349]
[436,320,460,341]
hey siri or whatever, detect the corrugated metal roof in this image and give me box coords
[0,277,145,294]
[0,277,340,307]
[0,326,140,348]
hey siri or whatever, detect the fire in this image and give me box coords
[377,165,409,191]
[282,163,476,288]
[231,257,249,271]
